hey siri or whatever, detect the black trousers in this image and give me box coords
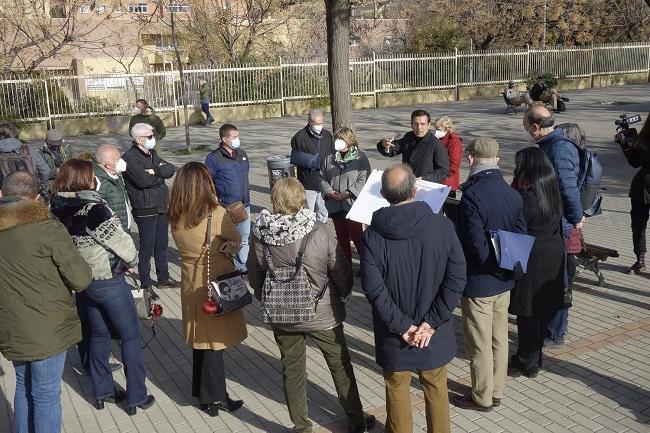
[631,199,650,256]
[192,349,226,404]
[513,315,550,372]
[134,213,170,288]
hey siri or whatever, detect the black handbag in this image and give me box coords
[203,212,252,316]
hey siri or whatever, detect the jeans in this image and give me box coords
[82,275,148,406]
[201,98,213,125]
[234,206,250,272]
[13,350,67,433]
[304,189,328,223]
[631,199,650,256]
[135,213,170,288]
[547,308,568,342]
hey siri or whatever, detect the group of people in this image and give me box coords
[504,76,568,112]
[1,96,649,433]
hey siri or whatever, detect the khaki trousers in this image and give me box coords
[383,366,450,433]
[461,292,510,407]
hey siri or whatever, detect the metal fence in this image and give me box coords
[1,42,649,125]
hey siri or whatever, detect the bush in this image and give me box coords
[77,96,119,114]
[525,73,559,90]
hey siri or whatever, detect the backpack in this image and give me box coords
[0,143,35,187]
[260,231,328,325]
[557,99,567,112]
[575,144,603,217]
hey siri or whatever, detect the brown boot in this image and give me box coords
[627,255,646,274]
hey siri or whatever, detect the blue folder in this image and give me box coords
[489,230,536,273]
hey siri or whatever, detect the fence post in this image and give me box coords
[372,51,377,109]
[646,40,650,83]
[279,56,285,117]
[454,47,459,101]
[526,44,530,77]
[43,78,53,129]
[590,44,595,89]
[170,61,179,127]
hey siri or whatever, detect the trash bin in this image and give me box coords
[266,155,296,189]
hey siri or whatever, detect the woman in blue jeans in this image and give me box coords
[50,159,155,415]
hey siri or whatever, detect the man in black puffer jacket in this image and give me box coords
[122,123,177,291]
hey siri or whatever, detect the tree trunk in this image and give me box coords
[170,2,192,151]
[325,0,352,130]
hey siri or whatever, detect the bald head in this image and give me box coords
[381,164,416,205]
[96,145,120,165]
[524,106,555,142]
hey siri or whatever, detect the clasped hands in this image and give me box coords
[327,190,350,201]
[402,322,435,348]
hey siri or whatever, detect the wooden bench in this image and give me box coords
[577,243,619,287]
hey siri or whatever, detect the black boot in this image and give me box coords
[627,255,646,274]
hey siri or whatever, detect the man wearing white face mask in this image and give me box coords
[290,110,335,223]
[128,99,166,153]
[123,123,178,291]
[94,145,133,231]
[205,123,252,273]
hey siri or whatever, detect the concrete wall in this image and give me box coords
[17,72,649,141]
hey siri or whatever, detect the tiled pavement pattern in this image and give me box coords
[2,84,650,433]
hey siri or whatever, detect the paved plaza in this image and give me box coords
[2,84,650,433]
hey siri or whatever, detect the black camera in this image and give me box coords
[615,114,642,145]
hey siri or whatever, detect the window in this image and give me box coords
[168,3,190,12]
[96,4,106,12]
[128,3,148,13]
[50,5,66,17]
[349,36,361,47]
[79,4,91,13]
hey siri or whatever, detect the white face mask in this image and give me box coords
[144,136,156,150]
[94,176,102,191]
[434,129,447,139]
[334,139,348,152]
[523,126,537,144]
[311,124,323,134]
[230,138,241,149]
[132,107,141,115]
[116,158,127,173]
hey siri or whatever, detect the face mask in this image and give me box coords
[144,136,156,150]
[132,107,141,115]
[94,176,101,191]
[311,124,323,134]
[434,129,447,139]
[334,139,347,152]
[115,158,127,173]
[523,126,537,144]
[230,138,241,149]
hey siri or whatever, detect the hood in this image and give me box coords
[0,137,22,152]
[253,208,316,246]
[50,190,104,211]
[369,201,434,240]
[0,197,51,232]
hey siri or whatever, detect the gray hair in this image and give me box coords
[556,122,586,149]
[308,110,323,122]
[95,145,121,165]
[130,122,154,139]
[381,164,416,205]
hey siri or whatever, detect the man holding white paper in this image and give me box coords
[452,137,526,412]
[377,109,450,183]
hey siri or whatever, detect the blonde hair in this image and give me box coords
[271,177,306,215]
[334,127,358,149]
[435,116,455,133]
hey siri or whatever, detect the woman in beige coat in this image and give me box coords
[168,162,247,417]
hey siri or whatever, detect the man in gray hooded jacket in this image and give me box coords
[0,123,50,191]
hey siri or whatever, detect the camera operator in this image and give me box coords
[616,113,650,274]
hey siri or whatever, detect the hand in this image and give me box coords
[414,322,435,348]
[402,325,418,346]
[327,191,339,200]
[145,169,155,175]
[574,216,585,230]
[382,137,395,149]
[338,191,351,200]
[127,268,135,273]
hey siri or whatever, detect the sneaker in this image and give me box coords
[348,414,376,433]
[543,337,564,348]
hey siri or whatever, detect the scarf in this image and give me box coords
[253,208,316,246]
[335,147,359,164]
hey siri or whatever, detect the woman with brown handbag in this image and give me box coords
[169,161,247,417]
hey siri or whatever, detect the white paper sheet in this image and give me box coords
[346,169,451,225]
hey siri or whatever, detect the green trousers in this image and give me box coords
[273,324,365,433]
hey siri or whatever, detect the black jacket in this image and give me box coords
[290,125,335,190]
[509,189,565,317]
[122,144,176,216]
[361,201,466,372]
[456,168,527,298]
[623,139,650,204]
[376,131,450,183]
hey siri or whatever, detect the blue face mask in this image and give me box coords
[230,138,241,149]
[144,137,156,150]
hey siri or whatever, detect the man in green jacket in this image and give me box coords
[0,171,92,433]
[199,79,214,126]
[128,99,166,153]
[94,144,132,231]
